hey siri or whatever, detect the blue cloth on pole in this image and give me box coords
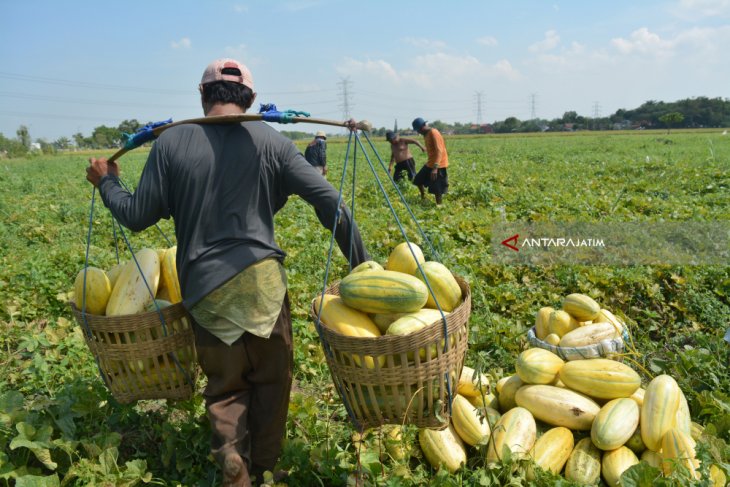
[122,119,173,150]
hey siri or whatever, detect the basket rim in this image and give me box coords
[69,300,190,331]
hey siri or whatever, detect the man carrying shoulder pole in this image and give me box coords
[86,58,369,487]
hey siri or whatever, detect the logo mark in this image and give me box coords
[501,234,519,252]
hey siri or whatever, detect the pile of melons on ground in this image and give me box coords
[314,242,463,352]
[414,294,726,485]
[72,246,181,317]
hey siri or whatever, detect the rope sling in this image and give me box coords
[313,128,456,430]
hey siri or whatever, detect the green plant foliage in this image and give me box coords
[0,130,728,485]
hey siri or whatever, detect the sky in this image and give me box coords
[1,0,729,141]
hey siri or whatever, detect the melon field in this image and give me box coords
[1,129,729,486]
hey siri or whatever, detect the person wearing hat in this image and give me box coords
[411,117,450,205]
[304,130,328,176]
[385,130,424,182]
[85,58,370,486]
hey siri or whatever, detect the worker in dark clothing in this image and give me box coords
[86,58,369,487]
[304,130,327,176]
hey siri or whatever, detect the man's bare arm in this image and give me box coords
[402,137,426,151]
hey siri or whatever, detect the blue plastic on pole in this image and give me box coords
[258,103,310,124]
[122,119,173,150]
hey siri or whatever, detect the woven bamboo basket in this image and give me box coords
[70,302,198,403]
[527,325,631,361]
[312,275,470,430]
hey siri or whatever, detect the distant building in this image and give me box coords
[469,123,494,134]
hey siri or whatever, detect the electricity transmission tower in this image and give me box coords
[592,101,602,130]
[530,93,538,120]
[337,77,353,121]
[475,91,484,125]
[592,101,601,119]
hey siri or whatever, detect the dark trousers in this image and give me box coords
[393,158,416,182]
[191,294,293,473]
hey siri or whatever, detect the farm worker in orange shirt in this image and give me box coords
[386,130,424,182]
[411,117,449,205]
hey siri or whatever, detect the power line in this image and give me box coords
[0,71,336,96]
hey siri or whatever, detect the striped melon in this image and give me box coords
[106,248,160,316]
[496,375,524,412]
[527,426,574,480]
[675,389,692,439]
[486,406,536,464]
[548,309,579,337]
[562,293,601,321]
[372,312,408,334]
[641,449,663,469]
[386,308,448,360]
[106,261,127,289]
[74,266,112,315]
[591,398,640,450]
[602,446,639,486]
[339,269,428,314]
[515,385,600,430]
[544,333,561,346]
[415,261,462,312]
[661,428,700,479]
[160,246,182,303]
[385,242,425,276]
[515,348,565,385]
[641,374,681,452]
[710,465,727,487]
[467,394,500,413]
[565,437,602,485]
[625,427,646,454]
[630,387,646,407]
[558,359,641,400]
[312,294,384,368]
[534,306,554,340]
[457,365,490,398]
[558,322,620,348]
[350,260,384,274]
[593,308,625,334]
[418,425,466,473]
[451,394,491,446]
[383,425,407,461]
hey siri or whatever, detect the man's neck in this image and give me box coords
[205,103,246,117]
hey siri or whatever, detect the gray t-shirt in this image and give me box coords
[99,121,369,308]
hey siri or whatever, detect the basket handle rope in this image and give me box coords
[81,187,113,391]
[314,129,362,429]
[352,133,454,417]
[110,218,194,387]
